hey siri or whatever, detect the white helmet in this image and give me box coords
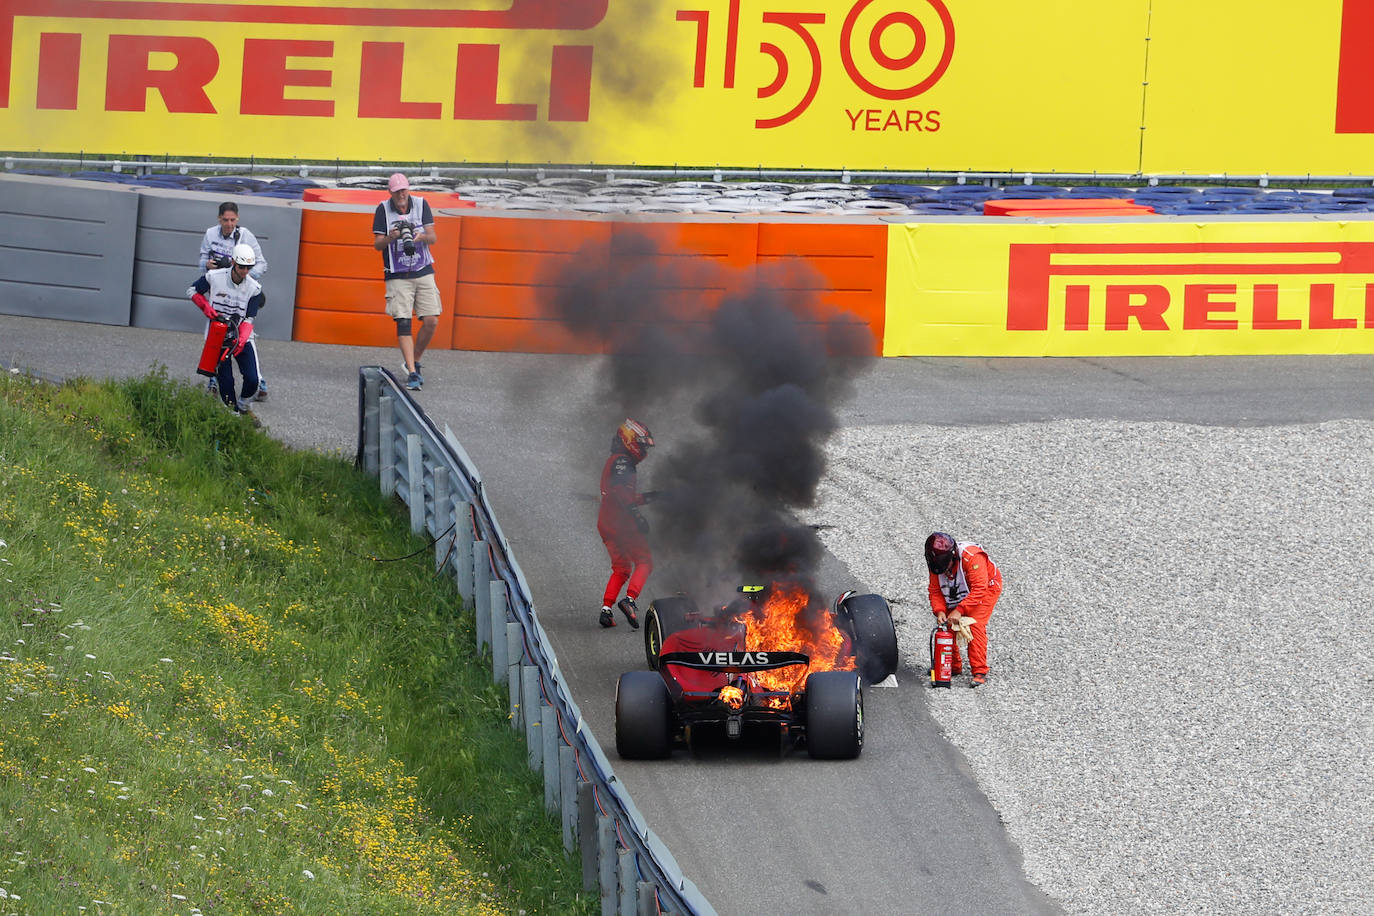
[231,243,256,267]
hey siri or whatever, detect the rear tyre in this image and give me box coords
[805,670,863,759]
[643,596,694,670]
[841,593,899,684]
[615,671,673,759]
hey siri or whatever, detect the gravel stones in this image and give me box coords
[803,419,1374,915]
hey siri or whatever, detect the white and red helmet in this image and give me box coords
[231,243,256,267]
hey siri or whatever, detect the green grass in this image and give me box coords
[0,369,594,916]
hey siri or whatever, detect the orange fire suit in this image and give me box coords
[928,541,1002,677]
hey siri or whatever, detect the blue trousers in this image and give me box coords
[215,339,260,410]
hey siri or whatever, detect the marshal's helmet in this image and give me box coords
[924,532,958,575]
[616,418,654,461]
[231,243,256,268]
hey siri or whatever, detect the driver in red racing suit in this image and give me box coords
[598,419,654,629]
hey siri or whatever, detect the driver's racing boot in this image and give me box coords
[599,606,616,628]
[617,597,641,629]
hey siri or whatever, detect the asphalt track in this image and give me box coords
[5,314,1374,916]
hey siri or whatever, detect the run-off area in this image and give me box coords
[802,419,1374,915]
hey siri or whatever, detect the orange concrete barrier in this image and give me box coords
[983,198,1155,217]
[292,204,461,349]
[293,209,889,355]
[301,188,475,208]
[453,215,613,353]
[452,216,768,353]
[757,223,887,344]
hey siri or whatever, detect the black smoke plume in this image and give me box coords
[547,230,873,603]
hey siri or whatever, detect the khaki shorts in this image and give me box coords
[384,274,443,319]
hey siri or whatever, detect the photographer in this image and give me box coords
[188,243,266,414]
[198,202,270,400]
[372,173,440,392]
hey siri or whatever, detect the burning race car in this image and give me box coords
[615,584,898,760]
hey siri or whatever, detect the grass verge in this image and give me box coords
[0,369,594,916]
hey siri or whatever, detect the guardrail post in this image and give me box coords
[407,433,424,534]
[560,745,577,854]
[507,621,522,729]
[508,668,522,730]
[378,396,395,496]
[598,816,617,916]
[618,848,635,915]
[455,502,474,603]
[473,540,491,654]
[432,467,450,566]
[522,665,541,770]
[362,373,379,476]
[490,580,508,684]
[578,783,597,892]
[542,704,558,812]
[636,882,657,916]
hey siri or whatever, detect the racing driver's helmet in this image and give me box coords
[616,418,654,462]
[924,532,958,575]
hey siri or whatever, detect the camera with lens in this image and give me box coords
[395,222,416,256]
[210,251,232,269]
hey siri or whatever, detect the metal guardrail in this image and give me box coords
[7,154,1374,187]
[355,366,716,916]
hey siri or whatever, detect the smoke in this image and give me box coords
[501,4,673,162]
[546,230,874,602]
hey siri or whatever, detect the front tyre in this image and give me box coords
[841,593,899,684]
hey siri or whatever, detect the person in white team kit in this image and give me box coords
[187,243,266,413]
[198,201,270,400]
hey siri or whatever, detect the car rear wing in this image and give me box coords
[660,650,809,672]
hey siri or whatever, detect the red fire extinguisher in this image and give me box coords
[197,317,235,377]
[929,623,954,688]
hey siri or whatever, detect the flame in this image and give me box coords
[719,684,745,710]
[741,583,854,699]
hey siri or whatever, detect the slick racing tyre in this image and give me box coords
[804,670,864,760]
[615,671,673,759]
[839,593,899,684]
[643,596,694,670]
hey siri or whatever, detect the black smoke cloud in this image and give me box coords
[547,230,873,603]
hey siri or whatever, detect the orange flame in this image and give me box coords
[719,684,745,710]
[740,583,854,699]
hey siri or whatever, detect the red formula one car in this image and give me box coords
[615,587,898,760]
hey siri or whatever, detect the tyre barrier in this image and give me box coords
[358,366,716,916]
[10,169,1374,214]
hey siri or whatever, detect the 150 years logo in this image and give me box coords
[676,0,954,130]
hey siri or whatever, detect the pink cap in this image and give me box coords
[388,172,410,192]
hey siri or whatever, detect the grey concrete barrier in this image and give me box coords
[131,188,301,339]
[0,174,303,338]
[0,174,138,324]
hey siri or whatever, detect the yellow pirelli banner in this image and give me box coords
[5,0,1374,175]
[884,220,1374,356]
[1140,0,1374,175]
[0,0,1144,170]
